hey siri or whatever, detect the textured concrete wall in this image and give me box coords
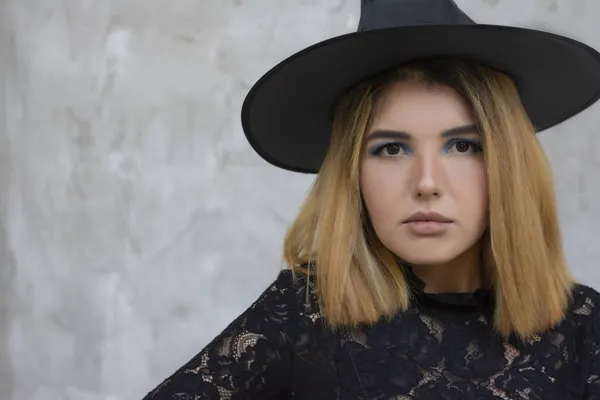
[0,0,598,399]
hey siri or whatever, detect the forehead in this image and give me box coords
[369,80,474,133]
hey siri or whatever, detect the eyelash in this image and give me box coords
[369,138,483,157]
[445,138,484,154]
[370,142,410,156]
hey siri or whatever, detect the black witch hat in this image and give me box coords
[241,0,600,173]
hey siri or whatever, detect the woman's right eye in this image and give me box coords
[370,143,409,157]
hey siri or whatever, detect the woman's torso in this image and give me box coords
[288,273,597,399]
[143,269,600,400]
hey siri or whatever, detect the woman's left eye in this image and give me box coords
[445,138,482,154]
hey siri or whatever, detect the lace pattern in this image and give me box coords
[143,269,600,399]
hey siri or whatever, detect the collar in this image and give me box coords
[403,264,493,310]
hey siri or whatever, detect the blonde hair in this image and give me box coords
[283,58,574,340]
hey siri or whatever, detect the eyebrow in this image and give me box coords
[366,124,480,141]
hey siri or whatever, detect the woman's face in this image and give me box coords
[360,79,488,267]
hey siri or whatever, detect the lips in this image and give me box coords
[403,211,453,224]
[403,212,453,236]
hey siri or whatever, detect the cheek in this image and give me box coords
[360,163,406,215]
[450,160,488,223]
[360,162,406,227]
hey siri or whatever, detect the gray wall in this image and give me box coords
[0,0,598,399]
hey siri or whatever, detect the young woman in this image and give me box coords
[143,0,600,399]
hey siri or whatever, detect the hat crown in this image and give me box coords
[358,0,475,31]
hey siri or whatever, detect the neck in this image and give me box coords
[410,243,483,294]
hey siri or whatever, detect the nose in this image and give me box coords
[414,151,443,199]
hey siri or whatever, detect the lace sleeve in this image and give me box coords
[584,289,600,398]
[142,270,299,400]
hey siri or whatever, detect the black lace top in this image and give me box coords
[143,268,600,399]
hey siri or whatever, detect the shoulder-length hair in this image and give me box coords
[283,57,574,340]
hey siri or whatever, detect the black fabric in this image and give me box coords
[143,269,600,399]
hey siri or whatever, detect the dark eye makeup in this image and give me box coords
[368,137,483,157]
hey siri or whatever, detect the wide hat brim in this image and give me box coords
[241,25,600,173]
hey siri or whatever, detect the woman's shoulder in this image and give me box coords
[564,282,600,327]
[270,268,321,316]
[571,282,600,308]
[141,269,322,399]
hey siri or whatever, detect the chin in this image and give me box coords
[397,252,460,267]
[388,241,468,267]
